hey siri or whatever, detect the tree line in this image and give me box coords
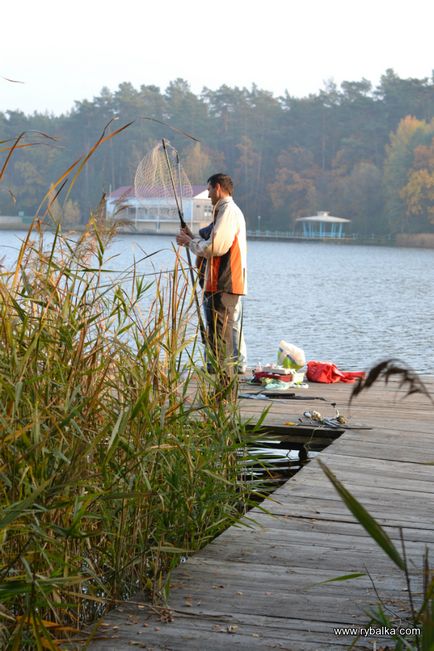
[1,68,434,235]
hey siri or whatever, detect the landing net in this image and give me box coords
[134,142,193,207]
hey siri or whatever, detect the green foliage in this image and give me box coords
[333,161,386,234]
[2,70,434,234]
[0,222,248,648]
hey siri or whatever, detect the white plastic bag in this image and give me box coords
[277,340,306,370]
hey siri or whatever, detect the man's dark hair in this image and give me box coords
[207,173,233,195]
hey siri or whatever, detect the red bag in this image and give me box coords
[306,361,365,384]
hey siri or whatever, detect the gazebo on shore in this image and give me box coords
[296,211,351,239]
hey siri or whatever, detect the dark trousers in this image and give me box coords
[204,291,240,375]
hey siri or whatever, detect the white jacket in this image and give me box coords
[189,197,247,295]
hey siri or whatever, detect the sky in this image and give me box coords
[2,0,434,116]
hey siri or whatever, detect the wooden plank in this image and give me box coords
[206,525,433,556]
[328,440,434,463]
[89,608,379,650]
[298,456,434,489]
[261,494,434,528]
[240,510,434,542]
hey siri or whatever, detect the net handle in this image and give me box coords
[161,139,207,345]
[161,139,186,228]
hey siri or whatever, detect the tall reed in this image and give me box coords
[0,220,247,649]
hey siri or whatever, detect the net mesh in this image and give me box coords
[134,142,193,204]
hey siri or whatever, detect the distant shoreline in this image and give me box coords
[2,223,434,249]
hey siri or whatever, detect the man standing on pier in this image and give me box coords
[176,173,247,384]
[197,221,247,374]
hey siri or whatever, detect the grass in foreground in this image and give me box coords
[0,221,248,649]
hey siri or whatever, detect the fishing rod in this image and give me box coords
[161,139,207,345]
[141,116,200,143]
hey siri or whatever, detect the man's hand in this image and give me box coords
[176,228,192,247]
[182,224,193,238]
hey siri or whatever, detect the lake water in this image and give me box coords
[2,231,434,374]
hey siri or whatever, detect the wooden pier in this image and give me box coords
[88,376,434,650]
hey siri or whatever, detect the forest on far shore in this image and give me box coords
[2,68,434,235]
